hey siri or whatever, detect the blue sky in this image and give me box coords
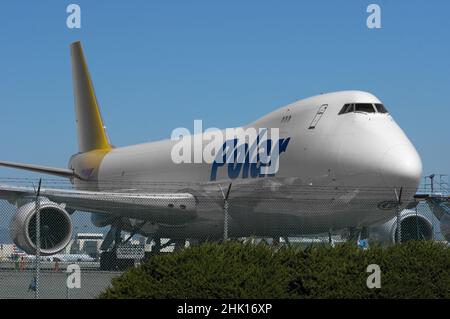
[0,1,448,182]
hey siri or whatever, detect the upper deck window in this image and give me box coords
[338,103,387,115]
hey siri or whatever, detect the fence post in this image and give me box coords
[34,178,42,299]
[395,187,403,244]
[219,184,232,241]
[396,209,401,244]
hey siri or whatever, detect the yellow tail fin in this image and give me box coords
[70,41,111,152]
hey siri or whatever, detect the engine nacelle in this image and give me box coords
[440,214,450,242]
[10,198,73,255]
[369,209,433,245]
[425,199,450,242]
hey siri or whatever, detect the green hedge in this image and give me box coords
[99,241,450,299]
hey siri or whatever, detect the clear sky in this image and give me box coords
[0,1,448,182]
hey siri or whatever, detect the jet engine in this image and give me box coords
[369,209,433,245]
[440,214,450,242]
[10,198,72,255]
[425,199,450,242]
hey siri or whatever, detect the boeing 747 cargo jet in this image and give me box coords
[0,42,424,262]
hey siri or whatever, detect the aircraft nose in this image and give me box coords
[380,144,422,189]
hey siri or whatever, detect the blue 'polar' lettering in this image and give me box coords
[210,137,291,181]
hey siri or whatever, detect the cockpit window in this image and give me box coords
[354,103,376,113]
[374,103,388,113]
[338,103,388,115]
[338,104,354,115]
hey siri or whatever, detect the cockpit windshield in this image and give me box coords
[374,103,388,113]
[338,103,388,115]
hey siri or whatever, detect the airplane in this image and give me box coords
[19,253,95,263]
[49,253,95,263]
[0,41,429,266]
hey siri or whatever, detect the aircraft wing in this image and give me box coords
[0,184,197,224]
[0,160,80,179]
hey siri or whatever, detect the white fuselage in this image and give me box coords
[70,91,422,239]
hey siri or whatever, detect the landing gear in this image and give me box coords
[153,237,161,253]
[98,219,189,270]
[99,220,135,271]
[99,251,134,271]
[99,251,117,271]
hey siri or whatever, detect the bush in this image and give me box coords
[99,241,450,299]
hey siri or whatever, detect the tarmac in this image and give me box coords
[0,269,121,299]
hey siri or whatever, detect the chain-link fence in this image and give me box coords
[0,177,448,299]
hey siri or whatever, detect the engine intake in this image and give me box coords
[393,214,433,243]
[10,199,72,255]
[370,210,433,245]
